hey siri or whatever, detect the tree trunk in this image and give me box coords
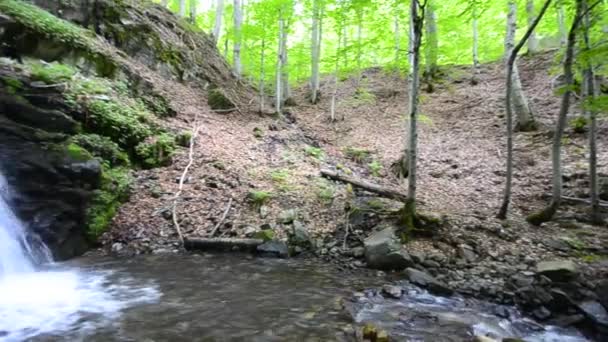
[179,0,186,17]
[394,6,400,69]
[233,0,242,77]
[526,0,539,53]
[582,0,601,224]
[498,0,553,219]
[320,170,408,202]
[259,38,265,113]
[189,0,197,23]
[557,2,567,47]
[310,0,321,104]
[425,3,438,79]
[280,17,290,103]
[505,0,537,132]
[471,4,480,84]
[213,0,224,43]
[527,0,583,225]
[404,0,424,232]
[331,17,342,122]
[276,11,284,114]
[161,0,169,7]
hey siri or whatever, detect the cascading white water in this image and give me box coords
[0,172,160,341]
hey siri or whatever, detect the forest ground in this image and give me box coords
[105,50,608,288]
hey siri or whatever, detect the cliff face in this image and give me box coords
[0,0,252,259]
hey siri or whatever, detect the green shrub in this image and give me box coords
[85,99,154,147]
[176,130,192,147]
[354,87,376,104]
[316,179,335,204]
[135,133,176,168]
[71,134,130,166]
[66,142,93,161]
[344,147,371,163]
[570,116,588,133]
[29,61,76,84]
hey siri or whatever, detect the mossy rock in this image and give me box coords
[134,133,176,168]
[86,166,132,240]
[70,133,130,166]
[254,229,275,242]
[65,142,94,161]
[175,130,192,147]
[207,88,234,110]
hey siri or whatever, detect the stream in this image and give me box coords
[0,173,593,342]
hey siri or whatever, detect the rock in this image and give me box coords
[278,209,297,224]
[536,260,578,282]
[405,268,453,296]
[532,306,551,320]
[254,229,275,242]
[382,285,403,299]
[596,280,608,311]
[578,301,608,326]
[289,220,310,247]
[473,336,498,342]
[111,242,124,253]
[457,244,477,263]
[242,226,258,238]
[376,330,389,342]
[256,241,288,258]
[364,226,413,270]
[352,247,365,258]
[259,205,269,219]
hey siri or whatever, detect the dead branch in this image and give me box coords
[209,198,233,237]
[212,108,238,113]
[542,194,608,208]
[183,237,263,252]
[320,169,408,202]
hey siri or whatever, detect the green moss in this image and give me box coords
[66,142,93,161]
[254,229,275,242]
[207,88,234,110]
[29,61,76,84]
[368,160,383,177]
[1,76,23,94]
[134,133,176,168]
[247,190,272,208]
[270,169,290,184]
[305,146,324,159]
[316,179,335,204]
[570,116,588,133]
[86,166,132,240]
[71,134,130,166]
[85,99,154,147]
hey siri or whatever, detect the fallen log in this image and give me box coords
[542,194,608,208]
[184,237,264,253]
[320,169,408,202]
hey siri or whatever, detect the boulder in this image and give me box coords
[364,226,413,270]
[405,267,453,295]
[382,284,403,299]
[578,301,608,327]
[278,209,297,224]
[596,280,608,311]
[457,244,477,263]
[289,220,310,247]
[256,241,288,258]
[536,260,578,282]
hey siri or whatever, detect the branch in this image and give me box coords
[184,237,263,252]
[209,198,233,237]
[320,169,408,202]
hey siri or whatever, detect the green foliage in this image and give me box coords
[368,160,382,177]
[84,99,154,147]
[1,77,23,94]
[176,130,192,147]
[270,169,291,183]
[254,229,275,242]
[135,133,176,168]
[86,166,132,240]
[65,142,93,161]
[247,190,272,207]
[253,127,264,138]
[29,61,76,84]
[344,147,370,163]
[71,134,130,166]
[305,146,324,159]
[315,178,335,204]
[353,86,376,104]
[569,116,588,133]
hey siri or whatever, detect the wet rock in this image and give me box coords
[364,226,413,270]
[548,314,585,327]
[242,226,258,238]
[536,260,578,282]
[457,244,477,263]
[382,285,403,299]
[532,306,552,320]
[578,301,608,326]
[256,241,288,258]
[254,229,275,241]
[405,268,453,296]
[289,220,311,247]
[111,242,124,253]
[596,280,608,310]
[352,247,365,258]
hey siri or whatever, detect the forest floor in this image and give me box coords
[105,50,608,306]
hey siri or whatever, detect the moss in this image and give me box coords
[253,127,264,138]
[344,147,371,163]
[305,146,324,159]
[29,61,76,84]
[71,134,130,166]
[316,179,335,204]
[570,116,588,133]
[526,206,556,226]
[247,190,272,208]
[254,229,275,242]
[1,76,23,94]
[134,133,176,168]
[207,88,234,110]
[368,160,383,177]
[85,98,154,147]
[86,166,132,240]
[175,130,192,147]
[65,142,94,161]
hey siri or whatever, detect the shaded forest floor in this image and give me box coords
[106,50,608,287]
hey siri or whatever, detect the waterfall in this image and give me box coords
[0,173,51,277]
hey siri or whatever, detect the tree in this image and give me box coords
[310,0,323,104]
[162,0,169,7]
[276,6,285,114]
[526,0,540,53]
[233,0,243,76]
[504,0,538,132]
[527,0,584,225]
[471,1,480,84]
[213,0,224,43]
[556,0,567,47]
[189,0,197,23]
[179,0,186,17]
[402,0,426,233]
[424,1,438,82]
[498,0,553,219]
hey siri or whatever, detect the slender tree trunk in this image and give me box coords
[505,0,537,132]
[527,0,583,225]
[189,0,197,23]
[331,12,343,122]
[582,0,601,224]
[498,0,553,219]
[471,5,480,84]
[394,7,400,69]
[357,11,363,77]
[425,3,438,79]
[343,26,348,70]
[526,0,540,53]
[179,0,186,17]
[557,1,567,47]
[403,0,424,232]
[213,0,224,43]
[276,11,284,114]
[310,0,321,104]
[233,0,242,76]
[161,0,169,7]
[280,17,290,103]
[260,38,265,113]
[224,37,228,59]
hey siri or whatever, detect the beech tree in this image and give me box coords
[527,0,584,225]
[424,1,438,81]
[213,0,224,42]
[179,0,186,17]
[526,0,539,53]
[504,0,538,132]
[310,0,323,104]
[189,0,197,23]
[233,0,243,76]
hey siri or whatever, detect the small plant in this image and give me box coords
[354,87,376,104]
[71,134,129,166]
[247,190,272,208]
[270,169,290,184]
[344,147,371,163]
[66,143,93,161]
[316,179,335,204]
[305,146,324,159]
[1,77,23,94]
[569,116,588,133]
[135,133,176,168]
[29,61,76,84]
[176,130,192,147]
[253,127,264,138]
[368,160,383,177]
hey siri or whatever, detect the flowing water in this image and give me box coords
[0,174,593,342]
